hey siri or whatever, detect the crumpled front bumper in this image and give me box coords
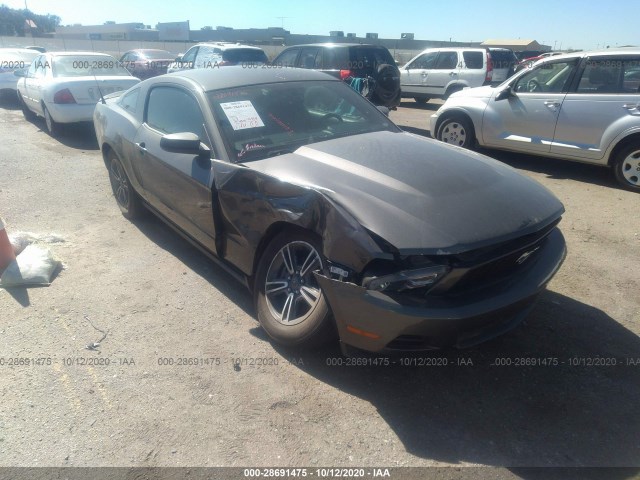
[316,228,567,353]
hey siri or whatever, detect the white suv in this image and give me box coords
[430,49,640,191]
[401,47,514,104]
[167,43,268,73]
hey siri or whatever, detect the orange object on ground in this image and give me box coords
[0,217,16,274]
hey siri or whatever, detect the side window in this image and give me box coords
[33,56,47,78]
[322,48,336,69]
[434,52,458,70]
[275,48,299,68]
[146,87,205,136]
[180,46,199,66]
[463,51,483,69]
[119,88,139,113]
[577,58,637,94]
[195,46,222,69]
[298,47,321,69]
[27,56,40,77]
[623,62,640,93]
[514,60,577,93]
[407,52,438,70]
[120,53,130,62]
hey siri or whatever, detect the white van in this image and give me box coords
[401,47,514,104]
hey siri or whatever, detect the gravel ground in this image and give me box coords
[0,96,638,477]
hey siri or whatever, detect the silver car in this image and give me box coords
[430,49,640,191]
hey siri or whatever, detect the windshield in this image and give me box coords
[208,80,399,162]
[53,55,131,77]
[139,50,173,60]
[222,49,268,64]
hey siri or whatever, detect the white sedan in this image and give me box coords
[0,48,39,95]
[16,51,140,136]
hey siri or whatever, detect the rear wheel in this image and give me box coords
[43,106,62,137]
[613,144,640,192]
[107,151,144,219]
[436,115,476,149]
[444,85,464,99]
[254,231,334,348]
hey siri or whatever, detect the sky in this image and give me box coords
[3,0,639,51]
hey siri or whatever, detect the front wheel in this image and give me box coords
[107,151,144,219]
[254,231,334,348]
[436,116,476,149]
[613,145,640,192]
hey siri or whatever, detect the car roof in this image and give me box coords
[283,43,386,49]
[191,42,265,51]
[535,48,640,63]
[44,51,115,57]
[161,66,338,91]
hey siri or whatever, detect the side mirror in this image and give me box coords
[377,106,390,117]
[160,132,209,156]
[174,54,183,62]
[495,85,515,101]
[14,68,27,77]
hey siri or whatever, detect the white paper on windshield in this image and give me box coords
[220,101,265,130]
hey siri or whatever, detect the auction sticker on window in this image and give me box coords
[220,100,264,130]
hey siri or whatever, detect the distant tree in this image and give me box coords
[0,4,61,36]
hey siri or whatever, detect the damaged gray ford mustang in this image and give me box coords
[93,67,566,354]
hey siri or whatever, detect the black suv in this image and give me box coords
[272,44,402,109]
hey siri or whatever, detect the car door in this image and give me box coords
[424,51,460,96]
[482,58,578,154]
[401,51,438,96]
[133,85,217,251]
[24,54,47,114]
[551,56,640,163]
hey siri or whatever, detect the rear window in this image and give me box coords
[463,51,484,69]
[349,47,395,70]
[53,56,131,77]
[490,49,517,69]
[222,49,268,64]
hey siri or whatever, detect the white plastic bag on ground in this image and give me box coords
[0,244,61,287]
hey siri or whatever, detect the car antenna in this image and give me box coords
[91,67,106,105]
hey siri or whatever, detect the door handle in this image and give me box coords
[135,142,147,153]
[544,100,561,109]
[449,72,457,76]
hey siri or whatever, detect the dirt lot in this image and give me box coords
[0,96,639,477]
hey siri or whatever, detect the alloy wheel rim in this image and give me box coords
[441,121,466,146]
[265,241,323,326]
[110,160,130,208]
[621,150,640,187]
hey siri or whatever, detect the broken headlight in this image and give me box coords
[362,265,450,292]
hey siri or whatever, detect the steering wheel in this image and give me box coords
[321,113,343,123]
[527,79,542,92]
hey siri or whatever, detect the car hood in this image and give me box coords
[247,131,564,254]
[451,85,495,99]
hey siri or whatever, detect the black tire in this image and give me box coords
[370,63,401,108]
[444,85,464,100]
[254,230,335,348]
[107,150,144,219]
[612,144,640,192]
[17,93,35,120]
[436,115,476,149]
[43,105,62,137]
[414,97,430,105]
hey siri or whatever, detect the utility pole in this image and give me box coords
[276,17,291,29]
